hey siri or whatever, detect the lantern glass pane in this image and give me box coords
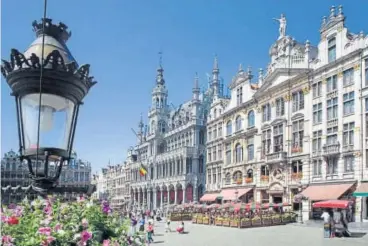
[21,93,75,151]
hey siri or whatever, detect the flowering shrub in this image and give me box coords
[1,196,144,246]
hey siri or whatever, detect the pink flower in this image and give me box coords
[81,231,92,243]
[41,236,56,246]
[2,235,13,244]
[43,204,52,215]
[1,215,8,222]
[81,218,88,228]
[38,227,52,236]
[54,224,62,232]
[103,240,110,246]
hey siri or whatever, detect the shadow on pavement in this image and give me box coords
[153,241,165,244]
[350,232,367,238]
[154,234,164,236]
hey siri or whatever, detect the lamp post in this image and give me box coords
[1,18,96,193]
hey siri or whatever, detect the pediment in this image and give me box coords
[271,118,287,126]
[261,124,271,130]
[291,113,304,121]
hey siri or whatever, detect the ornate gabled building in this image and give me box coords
[128,58,224,211]
[202,6,368,222]
[1,150,92,204]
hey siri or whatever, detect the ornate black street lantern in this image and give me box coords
[1,18,96,192]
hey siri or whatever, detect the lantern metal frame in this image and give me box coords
[1,18,96,192]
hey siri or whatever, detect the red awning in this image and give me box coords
[299,183,354,201]
[200,193,220,202]
[220,188,253,201]
[313,200,352,209]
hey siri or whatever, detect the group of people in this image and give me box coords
[321,208,351,238]
[128,210,186,245]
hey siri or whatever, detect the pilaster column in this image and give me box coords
[193,184,198,202]
[147,190,151,210]
[160,190,164,209]
[137,190,141,207]
[153,189,157,209]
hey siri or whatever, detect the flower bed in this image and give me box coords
[196,216,203,224]
[0,197,144,245]
[202,217,210,225]
[192,214,197,223]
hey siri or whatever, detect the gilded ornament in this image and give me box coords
[337,26,343,32]
[284,94,291,101]
[354,151,361,157]
[354,127,360,132]
[322,79,327,85]
[302,86,310,95]
[354,64,360,71]
[337,72,343,78]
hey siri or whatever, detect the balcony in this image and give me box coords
[322,143,340,157]
[291,147,303,155]
[342,145,354,153]
[266,151,287,163]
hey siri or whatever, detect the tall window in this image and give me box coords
[212,169,217,184]
[213,109,217,118]
[218,123,222,137]
[292,120,304,149]
[199,130,205,144]
[247,137,254,161]
[212,146,217,161]
[225,173,231,185]
[328,38,336,62]
[326,126,338,145]
[208,128,212,141]
[208,147,212,162]
[327,157,338,175]
[365,59,368,87]
[158,120,166,133]
[262,103,271,122]
[344,155,354,173]
[312,130,322,153]
[343,68,354,86]
[235,143,243,163]
[313,103,322,124]
[343,122,354,147]
[313,159,322,176]
[236,87,243,105]
[218,144,222,160]
[312,81,322,98]
[226,121,232,136]
[326,75,337,92]
[276,97,285,116]
[327,97,338,120]
[248,110,255,127]
[343,91,355,115]
[233,171,243,183]
[217,168,222,185]
[292,91,304,112]
[235,116,242,131]
[225,143,231,164]
[262,129,271,156]
[273,124,283,152]
[260,165,270,176]
[213,125,217,138]
[207,170,212,184]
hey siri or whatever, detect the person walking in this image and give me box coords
[139,216,146,232]
[146,222,154,245]
[320,209,331,238]
[165,219,171,233]
[130,216,137,236]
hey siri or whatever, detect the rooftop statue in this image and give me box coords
[273,14,287,39]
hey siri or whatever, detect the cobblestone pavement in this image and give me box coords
[149,221,368,246]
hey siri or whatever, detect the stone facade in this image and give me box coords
[128,59,226,211]
[1,150,92,204]
[205,6,368,222]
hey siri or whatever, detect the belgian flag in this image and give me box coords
[139,164,148,176]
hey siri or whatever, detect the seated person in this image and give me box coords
[176,221,184,233]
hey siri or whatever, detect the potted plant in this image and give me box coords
[192,214,197,223]
[240,217,251,228]
[251,216,262,226]
[230,218,240,228]
[196,215,203,224]
[245,177,253,184]
[272,214,282,224]
[215,217,223,226]
[202,216,210,224]
[222,217,230,227]
[262,215,272,226]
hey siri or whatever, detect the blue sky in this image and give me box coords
[1,1,367,172]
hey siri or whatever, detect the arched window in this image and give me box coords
[235,143,243,163]
[225,173,231,185]
[226,121,232,136]
[156,98,160,108]
[248,110,255,128]
[247,169,253,178]
[235,116,242,131]
[199,130,205,144]
[158,121,166,133]
[233,171,243,184]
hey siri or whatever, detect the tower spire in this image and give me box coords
[211,55,220,96]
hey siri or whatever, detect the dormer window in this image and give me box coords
[236,87,243,106]
[328,37,336,63]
